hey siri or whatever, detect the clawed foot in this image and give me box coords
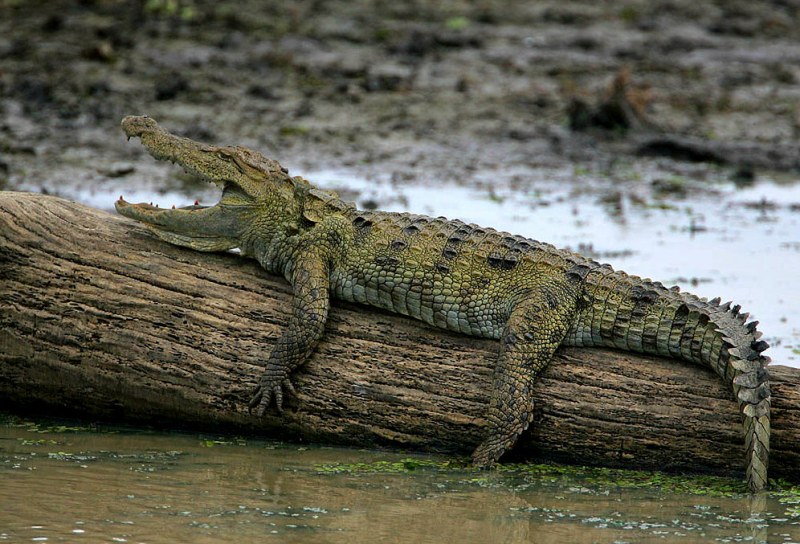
[249,373,297,416]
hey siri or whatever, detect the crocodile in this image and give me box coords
[115,115,772,492]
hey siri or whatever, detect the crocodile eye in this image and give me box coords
[216,152,231,161]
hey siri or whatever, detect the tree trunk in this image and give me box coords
[1,192,798,482]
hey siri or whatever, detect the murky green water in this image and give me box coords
[1,417,798,544]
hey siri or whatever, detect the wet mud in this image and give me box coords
[2,1,799,191]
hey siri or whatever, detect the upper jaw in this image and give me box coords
[121,115,161,139]
[120,115,229,189]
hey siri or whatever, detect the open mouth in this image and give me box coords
[115,115,269,252]
[115,176,222,222]
[115,120,246,251]
[116,197,209,212]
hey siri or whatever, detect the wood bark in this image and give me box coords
[1,192,798,482]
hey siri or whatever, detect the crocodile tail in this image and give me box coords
[565,264,771,492]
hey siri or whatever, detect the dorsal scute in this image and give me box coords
[301,187,355,223]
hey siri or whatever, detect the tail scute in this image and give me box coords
[745,413,770,492]
[711,300,771,493]
[573,267,772,492]
[709,296,771,493]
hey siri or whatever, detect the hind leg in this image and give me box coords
[472,292,576,466]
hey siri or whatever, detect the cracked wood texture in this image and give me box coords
[1,192,798,482]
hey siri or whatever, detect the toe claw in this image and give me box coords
[283,378,297,397]
[248,373,296,416]
[248,388,262,411]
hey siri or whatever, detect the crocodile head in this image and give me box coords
[115,115,303,252]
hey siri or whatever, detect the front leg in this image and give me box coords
[472,287,577,466]
[249,255,330,415]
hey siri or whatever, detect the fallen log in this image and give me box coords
[1,192,798,482]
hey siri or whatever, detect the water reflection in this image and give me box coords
[1,422,797,543]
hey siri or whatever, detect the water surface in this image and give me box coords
[1,419,798,543]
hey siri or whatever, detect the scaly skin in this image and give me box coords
[115,116,771,492]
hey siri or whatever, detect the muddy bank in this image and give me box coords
[1,0,799,196]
